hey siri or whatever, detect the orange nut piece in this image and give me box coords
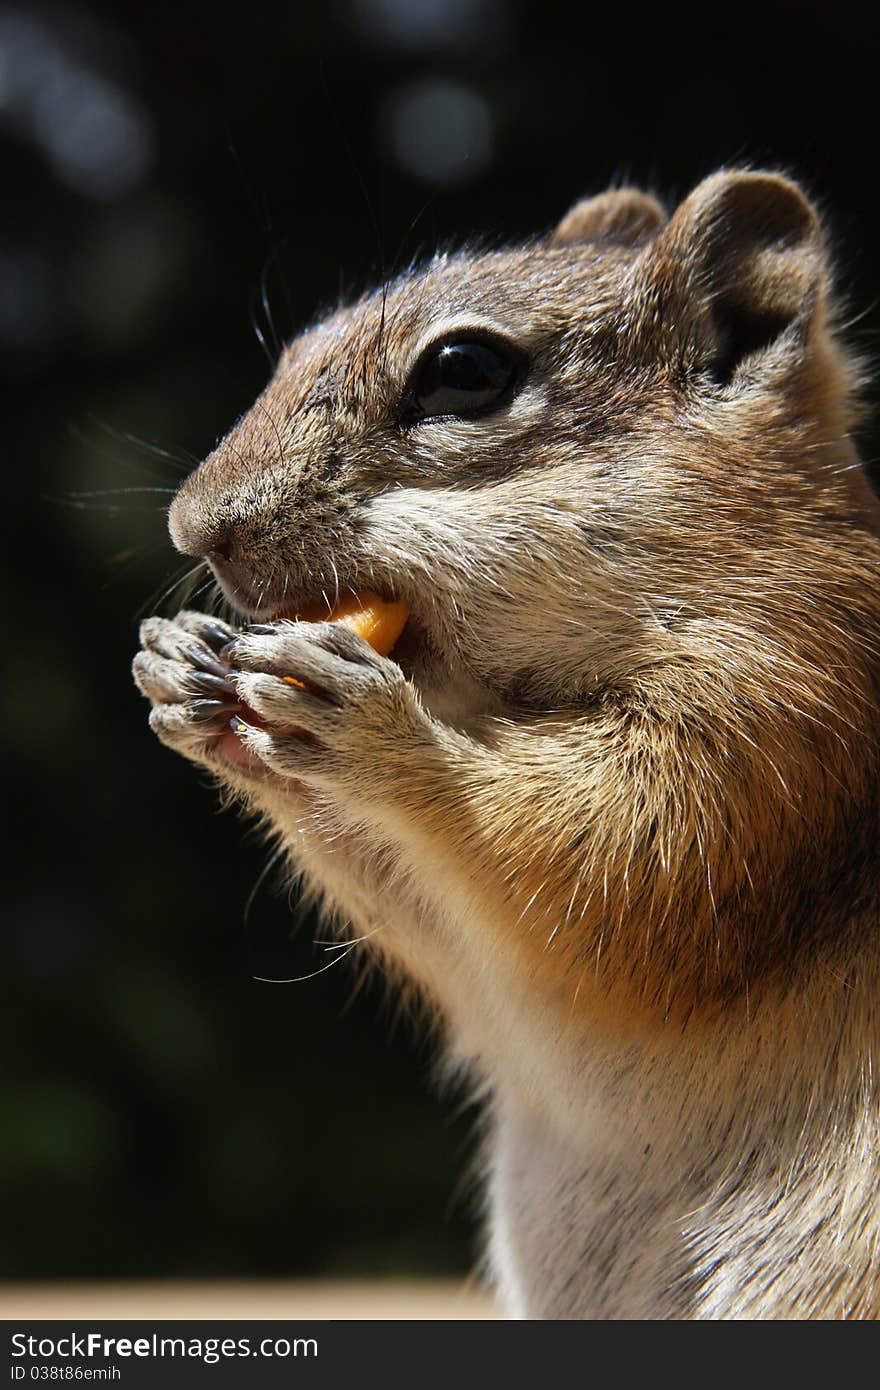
[289,590,410,657]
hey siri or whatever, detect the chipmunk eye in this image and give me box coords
[401,336,526,424]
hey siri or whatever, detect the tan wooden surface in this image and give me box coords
[0,1279,499,1321]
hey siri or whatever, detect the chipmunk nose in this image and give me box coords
[206,533,233,562]
[167,470,240,560]
[169,503,238,568]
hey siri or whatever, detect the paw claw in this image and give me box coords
[188,670,237,697]
[189,698,232,723]
[199,619,239,651]
[182,644,231,680]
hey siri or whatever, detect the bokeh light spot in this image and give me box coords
[381,79,494,187]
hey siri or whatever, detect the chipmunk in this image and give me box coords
[133,170,880,1319]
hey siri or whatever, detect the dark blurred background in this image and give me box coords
[2,1,876,1284]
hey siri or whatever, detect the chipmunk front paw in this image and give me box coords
[133,611,242,765]
[222,620,429,789]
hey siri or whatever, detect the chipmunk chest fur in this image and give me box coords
[136,169,880,1318]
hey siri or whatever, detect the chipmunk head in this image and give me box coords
[169,170,872,725]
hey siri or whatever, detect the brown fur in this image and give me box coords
[167,172,880,1021]
[135,170,880,1317]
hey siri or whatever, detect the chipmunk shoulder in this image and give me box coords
[134,170,880,1319]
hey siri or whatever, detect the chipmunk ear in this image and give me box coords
[553,189,666,246]
[646,170,827,384]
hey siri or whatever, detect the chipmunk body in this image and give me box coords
[134,171,880,1318]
